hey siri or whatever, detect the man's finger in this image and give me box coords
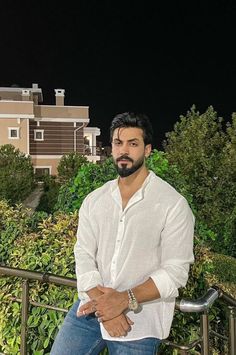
[79,302,92,312]
[76,309,87,317]
[125,315,134,325]
[120,317,131,332]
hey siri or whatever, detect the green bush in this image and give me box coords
[55,156,117,212]
[0,200,33,264]
[0,144,35,204]
[36,175,61,214]
[57,152,88,183]
[0,209,78,354]
[163,106,236,256]
[146,149,194,210]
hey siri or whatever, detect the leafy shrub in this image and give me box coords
[0,210,78,354]
[36,175,61,213]
[146,149,194,210]
[55,157,117,212]
[57,152,88,183]
[0,200,33,264]
[0,144,35,204]
[163,106,236,255]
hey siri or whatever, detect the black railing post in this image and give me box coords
[229,306,236,355]
[200,311,210,355]
[20,279,29,355]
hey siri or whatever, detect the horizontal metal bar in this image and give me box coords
[4,296,69,313]
[220,291,236,308]
[0,265,77,288]
[162,337,201,350]
[210,329,228,341]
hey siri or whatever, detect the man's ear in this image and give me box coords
[145,144,152,158]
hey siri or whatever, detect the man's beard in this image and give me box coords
[114,155,145,177]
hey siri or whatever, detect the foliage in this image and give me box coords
[36,176,61,214]
[205,250,236,296]
[0,200,33,264]
[163,106,236,255]
[146,149,194,210]
[57,152,88,183]
[0,209,78,355]
[0,144,35,204]
[55,157,117,212]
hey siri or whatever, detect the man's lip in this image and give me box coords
[118,159,131,163]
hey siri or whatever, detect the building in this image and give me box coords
[0,84,101,175]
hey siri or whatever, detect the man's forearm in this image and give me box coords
[122,277,161,304]
[78,278,161,320]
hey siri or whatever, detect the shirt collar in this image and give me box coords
[111,170,154,209]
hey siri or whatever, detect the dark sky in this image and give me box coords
[1,1,236,149]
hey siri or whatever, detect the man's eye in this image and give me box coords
[130,142,138,147]
[114,141,121,146]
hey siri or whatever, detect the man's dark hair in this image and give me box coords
[110,112,153,145]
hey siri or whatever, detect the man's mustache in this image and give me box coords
[116,155,133,163]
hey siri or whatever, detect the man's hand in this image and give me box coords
[103,313,134,337]
[77,285,128,321]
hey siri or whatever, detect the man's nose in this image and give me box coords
[119,143,129,155]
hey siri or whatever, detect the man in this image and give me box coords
[51,112,195,354]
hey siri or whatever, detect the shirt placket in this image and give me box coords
[110,211,126,284]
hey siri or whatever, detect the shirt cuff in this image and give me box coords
[150,269,179,299]
[76,270,103,301]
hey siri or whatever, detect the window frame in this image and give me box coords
[8,127,20,139]
[34,166,51,176]
[34,129,44,141]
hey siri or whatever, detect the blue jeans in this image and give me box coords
[50,300,161,355]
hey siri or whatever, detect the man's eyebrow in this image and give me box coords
[128,138,139,142]
[113,138,140,142]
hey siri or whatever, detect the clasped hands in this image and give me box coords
[77,285,134,337]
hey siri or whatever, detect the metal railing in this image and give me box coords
[163,286,236,354]
[0,265,236,355]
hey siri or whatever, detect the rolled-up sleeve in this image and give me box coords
[150,197,195,299]
[74,198,103,301]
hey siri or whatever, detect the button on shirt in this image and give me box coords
[74,171,195,341]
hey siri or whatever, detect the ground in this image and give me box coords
[22,183,44,213]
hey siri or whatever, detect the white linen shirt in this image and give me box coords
[74,171,195,341]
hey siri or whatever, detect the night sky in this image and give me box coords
[1,1,236,149]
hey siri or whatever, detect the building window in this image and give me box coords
[34,129,44,141]
[8,127,20,139]
[34,167,51,177]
